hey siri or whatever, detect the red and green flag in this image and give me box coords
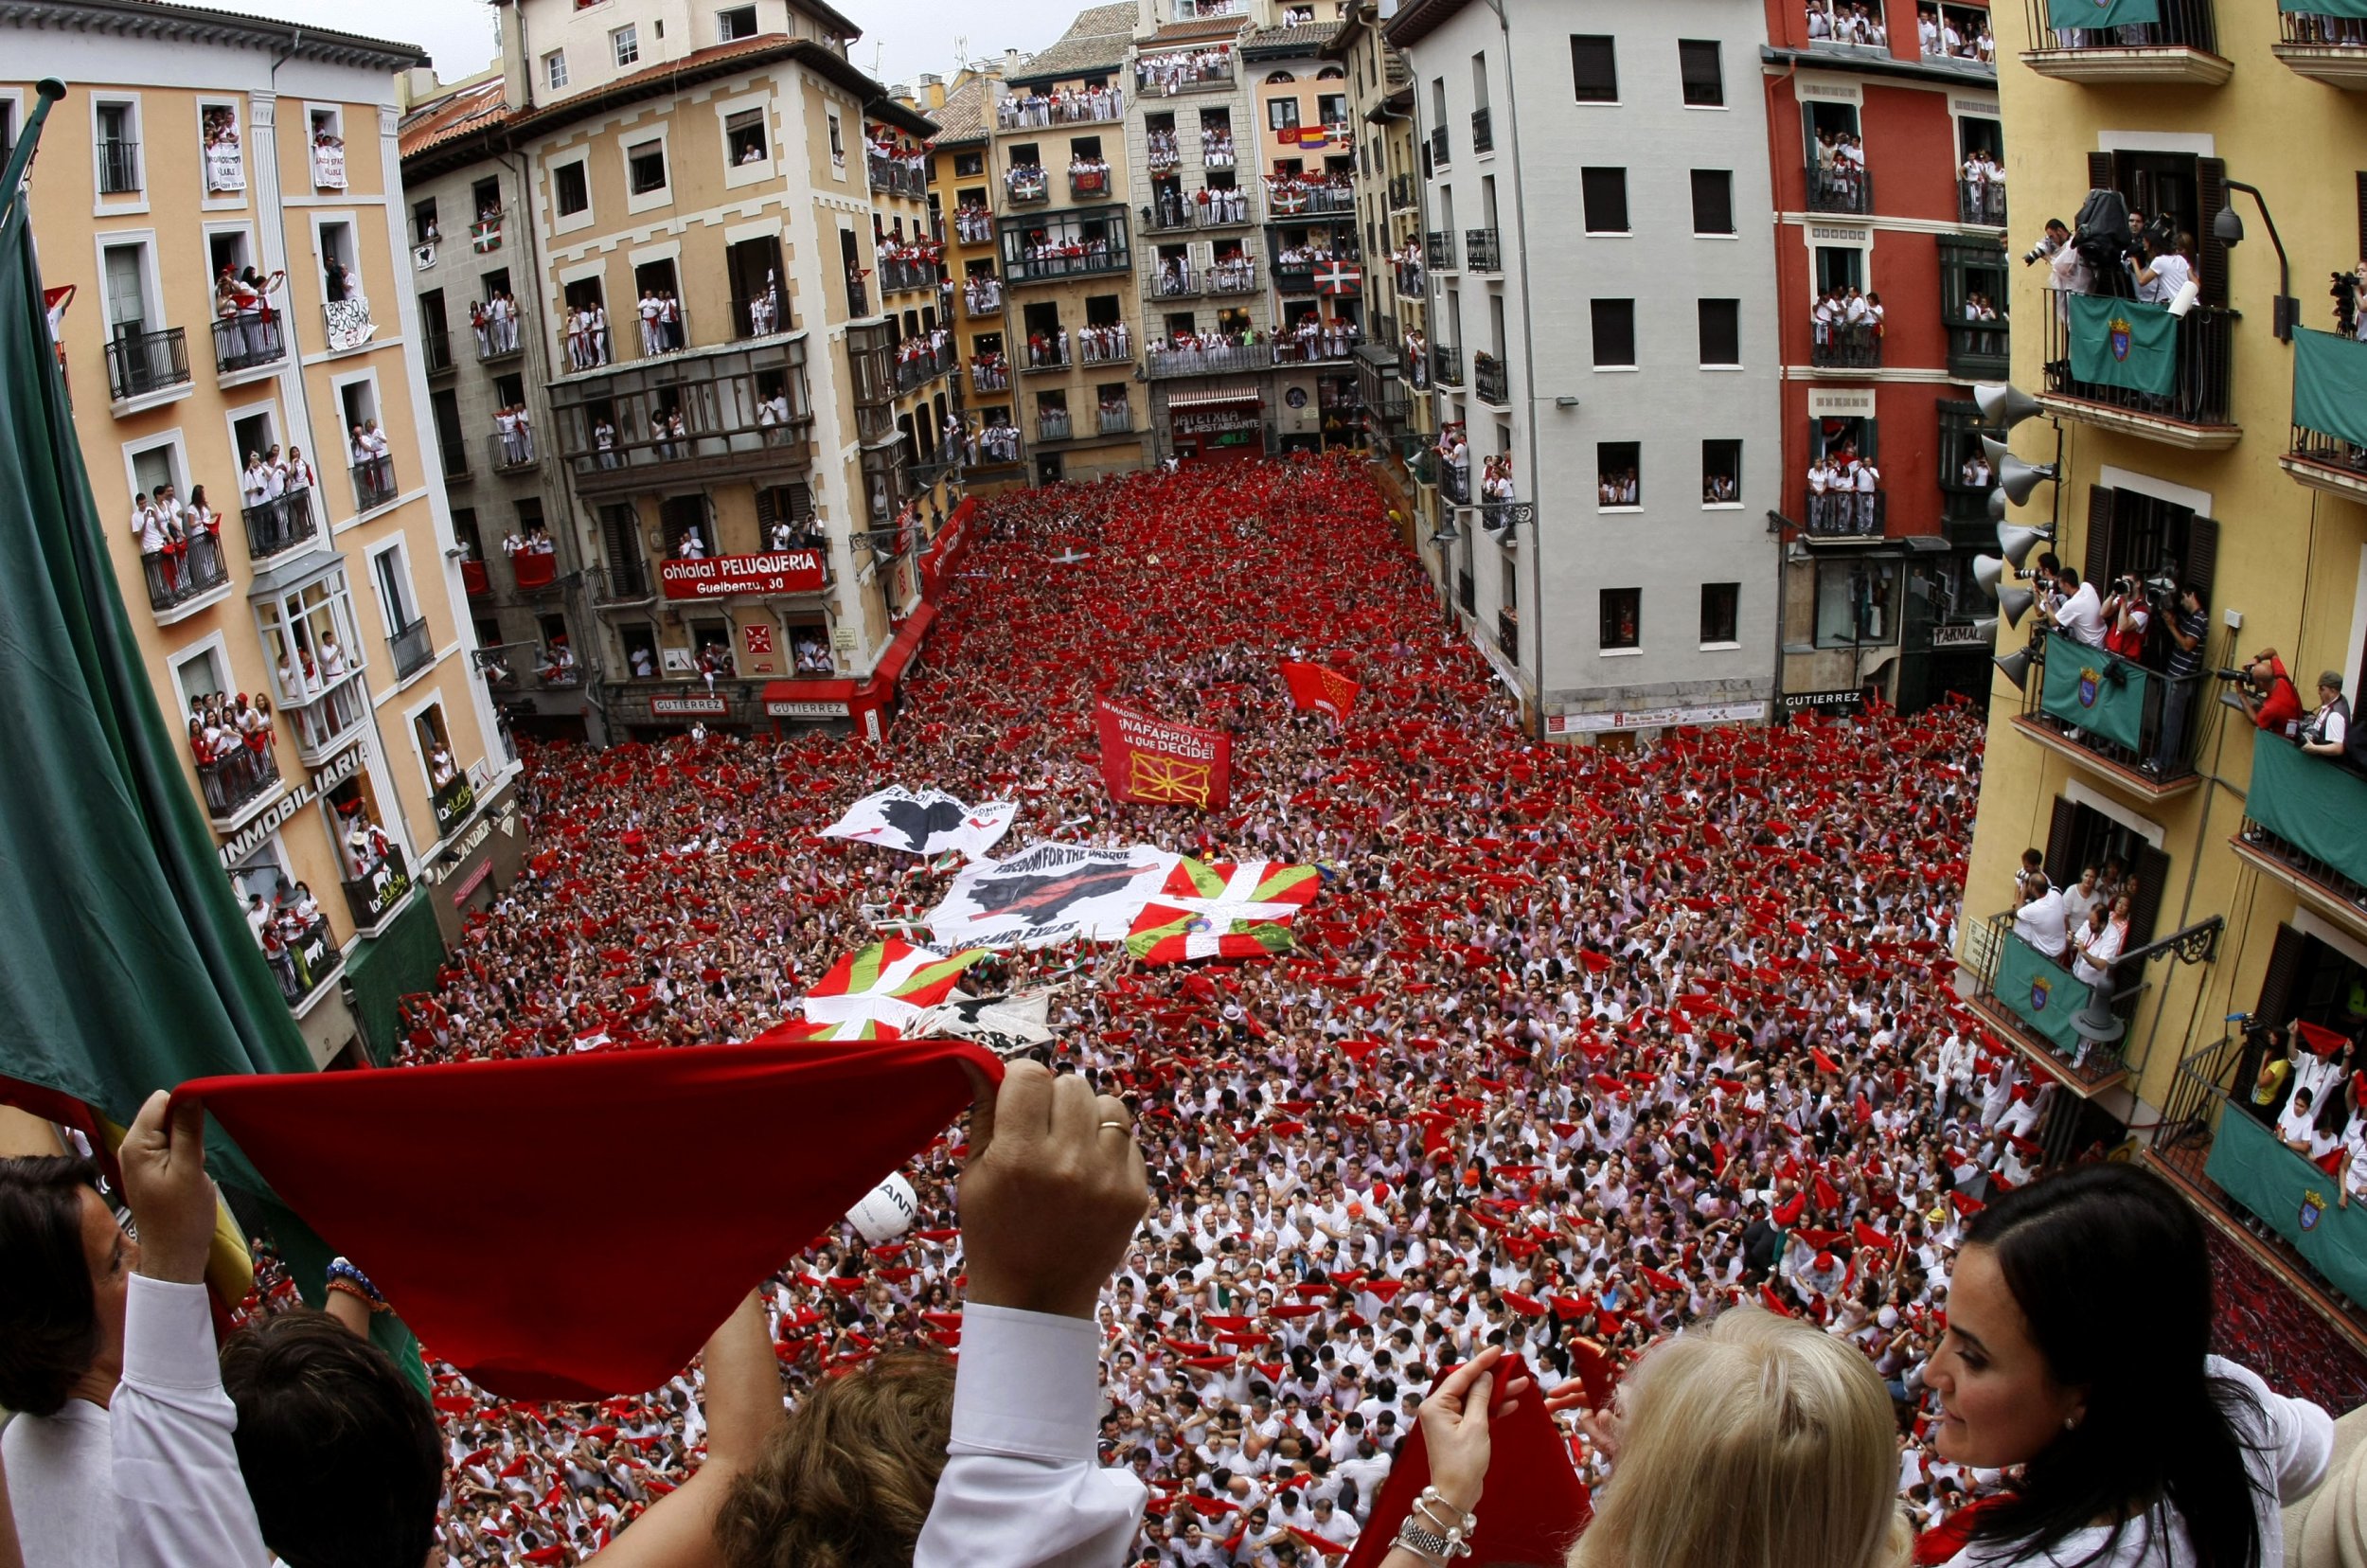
[1125,859,1321,965]
[800,938,990,1032]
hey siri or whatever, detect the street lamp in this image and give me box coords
[2214,181,2302,341]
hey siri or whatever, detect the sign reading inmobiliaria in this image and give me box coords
[659,550,826,599]
[1095,699,1232,809]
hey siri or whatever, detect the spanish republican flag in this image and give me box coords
[1281,660,1361,721]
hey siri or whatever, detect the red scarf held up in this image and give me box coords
[183,1036,1001,1400]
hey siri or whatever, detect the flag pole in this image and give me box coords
[0,80,66,223]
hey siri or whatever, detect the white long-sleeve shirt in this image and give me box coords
[113,1274,273,1568]
[914,1304,1148,1568]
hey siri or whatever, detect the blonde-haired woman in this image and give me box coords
[1386,1308,1909,1568]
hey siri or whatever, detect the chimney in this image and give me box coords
[1004,47,1024,73]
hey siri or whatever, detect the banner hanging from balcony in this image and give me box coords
[1096,698,1233,809]
[2047,0,2161,25]
[659,549,827,599]
[1991,935,2088,1056]
[2065,293,2176,396]
[821,786,1019,860]
[2280,0,2367,14]
[2245,731,2367,892]
[928,841,1182,950]
[2293,329,2367,450]
[2039,633,2147,753]
[2205,1109,2367,1306]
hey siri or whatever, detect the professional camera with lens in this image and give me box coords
[2021,235,2060,268]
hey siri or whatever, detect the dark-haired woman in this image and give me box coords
[1927,1162,2332,1567]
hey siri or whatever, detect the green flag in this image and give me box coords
[2039,633,2149,753]
[0,85,424,1387]
[2049,0,2162,26]
[1993,934,2087,1057]
[2281,0,2367,19]
[2066,293,2179,397]
[2293,328,2367,450]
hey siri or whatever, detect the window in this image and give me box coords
[1678,39,1725,106]
[1580,168,1628,234]
[97,100,140,193]
[955,150,985,178]
[545,50,569,89]
[555,160,589,215]
[1269,97,1301,132]
[717,4,757,40]
[828,113,844,166]
[612,25,640,66]
[1815,560,1899,649]
[412,199,439,246]
[372,543,417,633]
[725,108,767,166]
[1815,244,1865,294]
[1597,441,1641,508]
[1691,169,1735,235]
[1590,299,1636,368]
[628,138,667,195]
[1600,588,1642,650]
[1702,438,1742,505]
[1698,299,1740,366]
[1570,35,1618,102]
[1700,582,1739,645]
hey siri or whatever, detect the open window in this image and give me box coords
[627,134,669,199]
[726,107,768,168]
[718,4,758,41]
[1814,559,1899,649]
[308,107,347,189]
[96,98,142,194]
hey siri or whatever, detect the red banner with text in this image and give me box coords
[1095,700,1232,810]
[659,550,827,599]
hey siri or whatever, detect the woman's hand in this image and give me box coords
[1417,1344,1530,1513]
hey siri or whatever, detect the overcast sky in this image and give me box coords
[201,0,1087,96]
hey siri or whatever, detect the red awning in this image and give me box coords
[761,679,858,704]
[875,601,939,685]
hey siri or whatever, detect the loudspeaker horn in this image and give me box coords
[1999,454,2058,507]
[1988,487,2010,522]
[1997,523,2053,570]
[1974,383,2043,430]
[1994,646,2034,691]
[1999,584,2035,630]
[1982,435,2014,470]
[1968,616,2000,641]
[1429,520,1462,546]
[1972,554,2005,595]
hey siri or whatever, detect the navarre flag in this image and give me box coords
[821,785,1018,860]
[2047,0,2161,27]
[1281,661,1361,721]
[1127,859,1322,965]
[1097,699,1232,809]
[2066,293,2177,397]
[801,938,990,1033]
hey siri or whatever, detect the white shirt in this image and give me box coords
[913,1304,1148,1568]
[2054,582,2107,649]
[1942,1359,2327,1568]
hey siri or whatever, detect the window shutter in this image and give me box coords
[2083,484,2116,587]
[755,489,777,531]
[2198,156,2230,309]
[599,505,640,574]
[1861,417,1879,464]
[2183,515,2220,603]
[2254,923,2312,1029]
[2357,173,2367,267]
[2042,796,2082,890]
[2087,151,2116,193]
[2127,843,2172,950]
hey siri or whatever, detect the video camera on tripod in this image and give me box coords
[2071,187,2174,293]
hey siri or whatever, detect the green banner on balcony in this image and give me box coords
[2039,633,2148,752]
[1992,932,2088,1055]
[2293,328,2367,449]
[2048,0,2162,25]
[2066,293,2178,395]
[2205,1108,2367,1305]
[2247,728,2367,891]
[2281,0,2367,17]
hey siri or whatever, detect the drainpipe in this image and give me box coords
[1475,0,1541,738]
[1764,54,1800,714]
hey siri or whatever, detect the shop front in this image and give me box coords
[1164,384,1267,463]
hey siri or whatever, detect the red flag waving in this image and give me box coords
[185,1035,1001,1400]
[1281,661,1362,721]
[1096,699,1232,810]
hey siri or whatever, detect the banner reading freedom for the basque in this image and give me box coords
[659,550,827,599]
[929,842,1181,949]
[1096,699,1232,809]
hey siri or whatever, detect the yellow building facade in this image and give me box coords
[6,1,525,1067]
[1965,0,2367,1327]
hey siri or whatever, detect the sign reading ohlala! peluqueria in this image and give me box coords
[659,550,826,598]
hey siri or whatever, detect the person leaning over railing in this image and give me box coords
[2234,647,2304,738]
[2297,668,2367,775]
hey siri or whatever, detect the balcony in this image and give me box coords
[351,455,399,515]
[1469,107,1493,155]
[1463,229,1502,273]
[461,559,489,597]
[1428,126,1448,170]
[420,325,454,376]
[1135,58,1236,96]
[1145,342,1274,379]
[1958,179,2008,227]
[1098,403,1135,437]
[477,320,523,363]
[267,913,342,1013]
[730,292,792,341]
[2019,0,2231,83]
[2234,730,2367,933]
[104,328,190,403]
[970,360,1011,393]
[1205,258,1259,295]
[1811,323,1884,370]
[1141,193,1255,233]
[1037,409,1073,443]
[1496,606,1518,657]
[898,342,954,391]
[1022,341,1072,373]
[1006,243,1132,285]
[1148,263,1201,299]
[2275,9,2367,87]
[964,280,1005,317]
[2284,326,2367,502]
[287,675,369,768]
[198,746,281,829]
[242,490,319,563]
[590,561,654,607]
[997,92,1124,130]
[1078,334,1131,368]
[1945,315,2010,383]
[954,208,995,244]
[2010,631,2208,794]
[1425,230,1457,272]
[868,154,927,200]
[341,845,412,933]
[1471,353,1509,406]
[2038,303,2238,449]
[1800,486,1887,540]
[1432,342,1464,387]
[387,616,434,681]
[1272,259,1317,294]
[509,549,560,594]
[144,529,231,621]
[1967,912,2139,1094]
[1441,460,1470,506]
[1070,166,1113,201]
[1006,168,1051,205]
[212,315,287,378]
[98,139,139,194]
[551,344,816,499]
[1388,173,1418,213]
[431,772,479,834]
[487,431,539,475]
[880,256,936,295]
[1273,330,1362,365]
[1806,164,1873,217]
[1265,184,1355,219]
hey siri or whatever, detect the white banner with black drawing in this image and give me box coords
[821,786,1020,860]
[928,842,1181,950]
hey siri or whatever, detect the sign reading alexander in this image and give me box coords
[659,550,827,599]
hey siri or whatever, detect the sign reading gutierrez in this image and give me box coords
[659,550,826,599]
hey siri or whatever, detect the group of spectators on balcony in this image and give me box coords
[2027,553,2210,772]
[1145,126,1182,171]
[1152,182,1251,228]
[130,481,225,606]
[2007,853,2138,1068]
[1262,171,1352,215]
[997,82,1123,129]
[239,444,317,520]
[1393,237,1425,294]
[1077,320,1133,365]
[969,347,1010,390]
[1006,162,1050,203]
[1201,122,1237,167]
[740,271,785,338]
[898,325,953,378]
[878,233,943,273]
[1016,230,1120,274]
[1806,442,1883,534]
[561,297,614,370]
[202,104,244,190]
[961,272,1003,314]
[1205,249,1255,293]
[491,402,536,468]
[636,286,687,357]
[1479,451,1515,506]
[1403,325,1428,388]
[1147,325,1266,369]
[1023,326,1071,369]
[953,203,994,245]
[1811,286,1885,359]
[1276,313,1360,362]
[1704,468,1739,504]
[502,520,557,565]
[1958,290,2006,356]
[187,689,277,807]
[1958,148,2008,224]
[1067,152,1114,194]
[469,292,521,358]
[2257,1019,2367,1205]
[347,419,393,505]
[1135,45,1231,95]
[1272,236,1354,271]
[1434,419,1469,492]
[976,413,1023,463]
[1917,5,1996,63]
[245,878,331,1000]
[1810,126,1870,207]
[646,406,692,462]
[863,129,927,187]
[1806,0,1888,45]
[273,621,350,706]
[211,266,286,365]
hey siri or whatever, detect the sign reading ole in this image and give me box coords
[659,550,826,599]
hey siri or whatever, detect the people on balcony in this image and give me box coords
[563,299,612,370]
[1597,466,1639,508]
[1018,231,1113,276]
[649,406,689,461]
[638,287,685,356]
[1480,453,1515,505]
[1146,127,1180,169]
[1806,443,1878,535]
[756,387,796,442]
[963,274,1002,314]
[1207,251,1255,293]
[1262,171,1352,215]
[2298,671,2360,771]
[1806,0,1887,45]
[1193,184,1250,225]
[349,420,393,504]
[1155,255,1193,295]
[970,348,1009,389]
[213,266,285,365]
[1136,47,1230,94]
[503,522,556,564]
[493,403,534,467]
[1201,125,1236,167]
[1959,148,2007,223]
[2010,868,2070,960]
[1077,321,1131,364]
[955,205,994,244]
[997,83,1124,128]
[2131,233,2196,307]
[1394,237,1425,294]
[472,292,520,357]
[592,414,620,468]
[342,804,391,881]
[1025,326,1069,368]
[979,418,1022,463]
[130,484,192,604]
[1811,127,1868,207]
[1404,326,1428,388]
[1959,291,2003,356]
[1006,164,1049,202]
[1067,153,1112,192]
[1919,5,1996,62]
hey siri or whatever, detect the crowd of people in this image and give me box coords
[1806,442,1883,535]
[561,298,614,370]
[635,288,687,357]
[1137,46,1235,96]
[472,292,523,359]
[1809,126,1871,208]
[1152,183,1254,229]
[1916,4,1996,63]
[998,82,1124,129]
[1201,122,1237,168]
[210,265,286,367]
[1810,286,1886,363]
[13,457,2367,1568]
[1959,147,2007,224]
[185,688,279,814]
[1806,0,1890,46]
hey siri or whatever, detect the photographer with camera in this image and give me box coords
[2298,670,2363,775]
[2145,582,2208,775]
[2048,565,2108,650]
[2101,574,2151,661]
[2233,648,2305,737]
[2028,220,2091,323]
